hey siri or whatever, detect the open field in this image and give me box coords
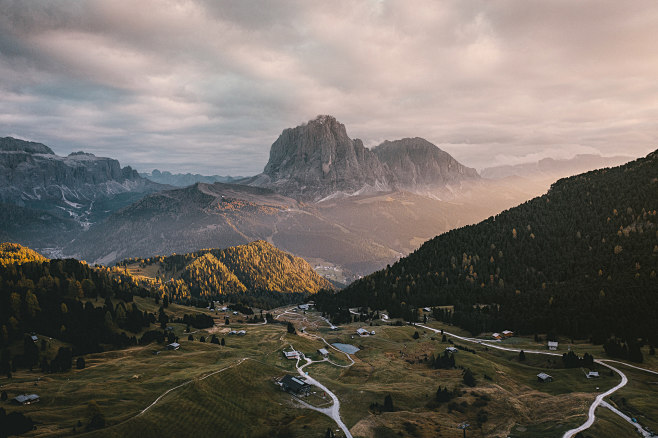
[1,305,656,437]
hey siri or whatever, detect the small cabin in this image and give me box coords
[298,304,310,311]
[283,350,299,360]
[12,394,40,405]
[587,371,600,379]
[548,341,558,351]
[423,307,432,312]
[445,346,458,354]
[502,330,514,338]
[317,348,329,358]
[356,328,369,337]
[166,342,180,350]
[537,372,553,383]
[492,333,502,340]
[30,335,38,343]
[280,375,311,396]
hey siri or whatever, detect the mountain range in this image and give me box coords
[244,115,479,201]
[0,117,641,283]
[0,136,165,252]
[141,169,244,187]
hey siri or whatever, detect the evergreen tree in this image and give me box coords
[463,368,476,387]
[518,350,526,361]
[383,394,394,412]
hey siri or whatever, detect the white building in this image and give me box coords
[317,348,329,358]
[548,341,558,350]
[284,350,299,360]
[356,328,369,336]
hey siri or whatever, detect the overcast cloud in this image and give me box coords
[1,0,657,175]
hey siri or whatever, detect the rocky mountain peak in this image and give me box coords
[0,136,54,154]
[373,138,479,188]
[258,116,392,201]
[249,117,480,201]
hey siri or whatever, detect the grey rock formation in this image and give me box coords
[249,115,393,201]
[0,138,161,205]
[373,137,479,189]
[249,116,479,201]
[0,137,165,250]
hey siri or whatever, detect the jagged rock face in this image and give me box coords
[260,115,393,201]
[253,116,480,201]
[373,138,479,189]
[0,137,155,204]
[0,137,165,244]
[0,136,54,154]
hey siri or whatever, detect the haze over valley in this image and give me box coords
[1,2,657,437]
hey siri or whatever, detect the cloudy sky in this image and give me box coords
[1,1,657,175]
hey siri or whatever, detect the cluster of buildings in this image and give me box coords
[227,330,247,336]
[491,330,514,340]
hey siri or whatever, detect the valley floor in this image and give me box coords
[1,300,657,437]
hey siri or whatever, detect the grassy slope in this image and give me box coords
[1,308,655,438]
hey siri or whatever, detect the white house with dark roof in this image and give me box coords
[548,341,558,350]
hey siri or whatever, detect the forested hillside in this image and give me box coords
[0,251,152,356]
[118,240,334,304]
[0,242,48,266]
[317,150,658,344]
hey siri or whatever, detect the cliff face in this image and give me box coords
[251,116,479,201]
[373,137,479,189]
[0,138,157,204]
[0,137,166,249]
[256,115,393,201]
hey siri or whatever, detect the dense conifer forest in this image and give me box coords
[316,150,658,345]
[0,254,152,357]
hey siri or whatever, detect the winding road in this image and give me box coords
[416,323,656,437]
[295,354,353,438]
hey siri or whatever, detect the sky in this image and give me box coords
[1,1,657,175]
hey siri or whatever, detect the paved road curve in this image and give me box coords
[296,355,353,438]
[414,324,631,437]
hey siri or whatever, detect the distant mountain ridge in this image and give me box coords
[0,136,166,251]
[246,115,478,201]
[141,169,244,187]
[480,154,632,179]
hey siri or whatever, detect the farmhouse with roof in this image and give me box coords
[283,350,299,360]
[537,372,553,383]
[280,375,311,396]
[356,328,370,336]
